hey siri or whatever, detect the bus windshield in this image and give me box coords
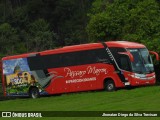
[127,48,154,74]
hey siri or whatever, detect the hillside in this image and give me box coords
[0,86,160,120]
[1,86,160,111]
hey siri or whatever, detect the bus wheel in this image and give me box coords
[104,80,115,92]
[29,87,40,99]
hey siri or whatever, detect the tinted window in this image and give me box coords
[109,47,131,71]
[27,48,111,70]
[120,55,131,71]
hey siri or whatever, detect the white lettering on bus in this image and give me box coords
[87,66,107,75]
[66,77,96,84]
[64,68,86,78]
[64,66,108,78]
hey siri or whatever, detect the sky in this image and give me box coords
[3,58,31,75]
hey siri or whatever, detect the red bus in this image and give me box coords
[1,41,158,98]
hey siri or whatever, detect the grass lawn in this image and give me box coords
[0,85,160,120]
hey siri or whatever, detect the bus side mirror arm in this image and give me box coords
[118,51,134,62]
[149,51,159,61]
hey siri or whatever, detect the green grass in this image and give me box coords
[1,86,160,111]
[0,86,160,120]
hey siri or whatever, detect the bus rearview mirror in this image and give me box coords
[149,51,159,61]
[118,51,134,62]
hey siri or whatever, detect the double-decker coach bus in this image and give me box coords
[1,41,158,98]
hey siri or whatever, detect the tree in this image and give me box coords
[11,6,29,29]
[49,0,92,46]
[0,0,94,55]
[0,23,24,55]
[27,18,57,51]
[87,0,160,44]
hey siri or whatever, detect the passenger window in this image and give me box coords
[120,55,130,71]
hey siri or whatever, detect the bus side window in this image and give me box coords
[96,49,111,64]
[120,55,131,71]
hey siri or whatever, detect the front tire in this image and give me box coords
[104,80,116,92]
[29,87,40,99]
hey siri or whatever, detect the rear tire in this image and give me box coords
[29,87,40,99]
[104,80,116,92]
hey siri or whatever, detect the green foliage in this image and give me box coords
[141,38,160,52]
[141,38,160,64]
[0,2,5,23]
[87,0,160,43]
[0,0,160,56]
[27,19,56,51]
[11,7,29,29]
[0,23,23,55]
[51,0,91,46]
[0,86,160,112]
[0,0,93,56]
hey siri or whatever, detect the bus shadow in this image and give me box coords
[0,84,159,101]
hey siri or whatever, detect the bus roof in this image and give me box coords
[106,41,145,48]
[2,41,145,60]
